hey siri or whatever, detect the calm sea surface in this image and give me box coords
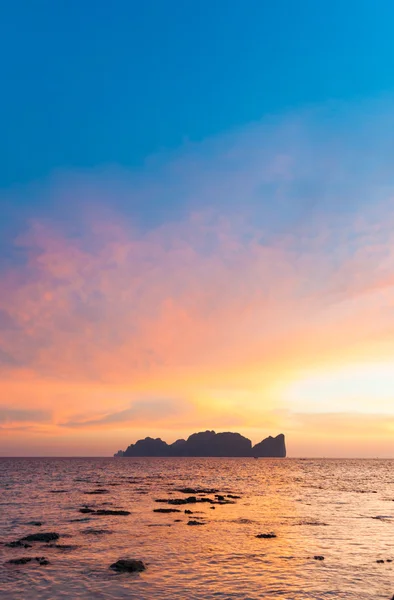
[0,458,393,599]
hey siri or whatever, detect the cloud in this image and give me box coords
[62,398,189,428]
[0,406,51,424]
[1,98,394,455]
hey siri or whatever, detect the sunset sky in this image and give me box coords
[1,1,394,456]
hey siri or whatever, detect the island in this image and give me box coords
[114,430,286,457]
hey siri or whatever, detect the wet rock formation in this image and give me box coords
[115,431,286,458]
[110,559,145,572]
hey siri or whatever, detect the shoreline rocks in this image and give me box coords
[110,559,145,572]
[20,533,59,543]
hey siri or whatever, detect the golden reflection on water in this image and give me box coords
[0,458,393,599]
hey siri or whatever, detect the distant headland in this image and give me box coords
[114,431,286,457]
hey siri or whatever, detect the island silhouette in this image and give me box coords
[114,431,286,457]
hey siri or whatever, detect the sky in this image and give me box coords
[1,1,394,457]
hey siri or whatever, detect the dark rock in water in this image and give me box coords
[256,533,277,539]
[215,495,225,501]
[184,509,193,514]
[110,559,145,572]
[174,519,182,522]
[7,557,32,565]
[5,541,32,548]
[170,496,197,505]
[84,489,109,495]
[7,556,49,566]
[96,509,130,516]
[176,487,219,495]
[187,520,206,526]
[20,533,59,543]
[155,496,197,505]
[377,559,385,564]
[153,508,181,513]
[117,430,286,457]
[313,555,325,561]
[79,508,95,514]
[227,495,241,499]
[210,506,216,510]
[387,559,392,563]
[27,521,42,527]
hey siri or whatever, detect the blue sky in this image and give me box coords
[2,0,394,189]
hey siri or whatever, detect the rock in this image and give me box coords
[84,489,109,495]
[210,506,216,510]
[256,533,277,539]
[377,559,385,564]
[27,521,42,527]
[215,495,225,501]
[252,433,286,458]
[153,508,181,513]
[171,496,197,504]
[20,533,59,543]
[7,557,32,565]
[79,507,95,514]
[96,509,130,516]
[313,556,325,561]
[110,559,145,572]
[187,520,206,526]
[176,488,219,494]
[184,509,193,514]
[5,541,32,548]
[7,556,49,566]
[227,495,241,499]
[117,430,286,457]
[156,496,228,506]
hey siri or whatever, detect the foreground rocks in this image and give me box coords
[256,533,277,539]
[155,496,235,506]
[20,533,59,543]
[5,541,32,548]
[79,508,130,516]
[110,559,146,572]
[7,556,49,566]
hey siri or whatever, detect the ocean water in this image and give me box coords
[0,458,393,599]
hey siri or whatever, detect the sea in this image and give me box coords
[0,457,393,599]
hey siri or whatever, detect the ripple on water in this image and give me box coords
[0,457,393,600]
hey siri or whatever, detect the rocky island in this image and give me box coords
[114,430,286,457]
